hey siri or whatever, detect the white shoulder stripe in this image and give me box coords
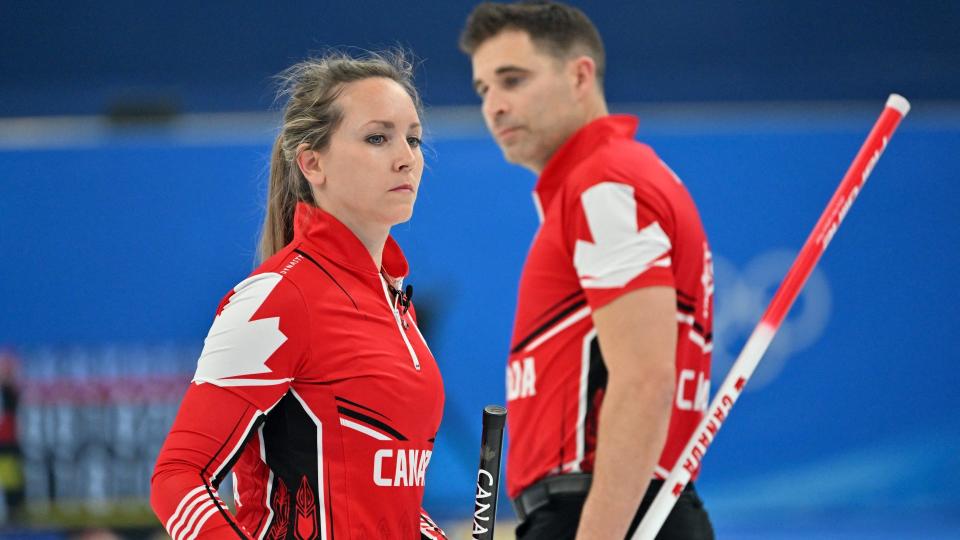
[574,182,672,289]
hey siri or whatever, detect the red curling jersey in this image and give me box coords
[151,203,446,540]
[505,115,714,498]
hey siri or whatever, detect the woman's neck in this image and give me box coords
[333,212,390,269]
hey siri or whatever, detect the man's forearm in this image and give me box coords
[575,374,674,540]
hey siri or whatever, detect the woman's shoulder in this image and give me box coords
[247,241,357,308]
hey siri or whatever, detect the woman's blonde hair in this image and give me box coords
[259,50,422,262]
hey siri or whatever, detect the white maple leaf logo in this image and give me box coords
[574,182,672,289]
[193,272,290,387]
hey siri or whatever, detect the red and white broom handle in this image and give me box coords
[631,94,911,540]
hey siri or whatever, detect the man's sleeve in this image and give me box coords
[569,181,675,309]
[151,272,310,539]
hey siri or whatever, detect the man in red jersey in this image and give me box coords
[461,3,715,539]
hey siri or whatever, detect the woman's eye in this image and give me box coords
[366,134,386,145]
[407,136,422,148]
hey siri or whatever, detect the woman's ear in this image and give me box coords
[296,143,325,188]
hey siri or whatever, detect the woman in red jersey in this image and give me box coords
[151,51,446,540]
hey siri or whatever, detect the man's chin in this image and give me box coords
[500,145,528,167]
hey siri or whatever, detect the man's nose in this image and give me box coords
[483,88,509,125]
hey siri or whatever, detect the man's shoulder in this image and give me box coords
[565,139,675,198]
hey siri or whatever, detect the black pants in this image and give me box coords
[516,481,715,540]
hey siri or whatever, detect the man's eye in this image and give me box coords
[407,136,422,148]
[503,76,522,88]
[366,134,386,145]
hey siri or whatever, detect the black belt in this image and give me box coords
[511,474,694,524]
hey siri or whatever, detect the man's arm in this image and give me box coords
[575,286,677,540]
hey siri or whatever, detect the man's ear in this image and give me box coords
[296,143,325,188]
[570,55,597,97]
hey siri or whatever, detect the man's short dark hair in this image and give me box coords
[459,1,606,85]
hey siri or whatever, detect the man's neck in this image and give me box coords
[529,99,610,175]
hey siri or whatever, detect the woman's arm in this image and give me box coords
[419,507,448,539]
[151,384,262,539]
[152,272,308,539]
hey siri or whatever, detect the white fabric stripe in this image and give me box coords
[257,425,275,540]
[522,306,592,353]
[232,472,240,509]
[676,312,713,353]
[532,191,545,224]
[380,275,421,370]
[253,391,289,539]
[575,328,598,473]
[654,465,670,479]
[407,311,434,358]
[210,412,262,488]
[174,499,215,540]
[193,377,293,387]
[290,389,327,540]
[176,410,259,539]
[169,492,210,540]
[166,486,207,532]
[185,505,221,540]
[340,418,391,440]
[687,329,714,353]
[420,513,437,528]
[577,256,672,290]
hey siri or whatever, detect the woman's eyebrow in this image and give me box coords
[362,120,421,130]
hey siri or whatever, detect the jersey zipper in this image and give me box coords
[379,275,421,371]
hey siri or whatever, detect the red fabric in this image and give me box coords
[152,203,445,539]
[506,115,714,497]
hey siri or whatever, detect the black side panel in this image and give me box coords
[583,335,608,458]
[261,393,327,540]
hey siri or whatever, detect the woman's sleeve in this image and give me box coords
[151,272,310,539]
[419,508,448,539]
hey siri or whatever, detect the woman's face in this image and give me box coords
[311,77,424,233]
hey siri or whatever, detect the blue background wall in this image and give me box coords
[2,1,959,116]
[2,106,958,536]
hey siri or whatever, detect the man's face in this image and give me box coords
[471,30,581,173]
